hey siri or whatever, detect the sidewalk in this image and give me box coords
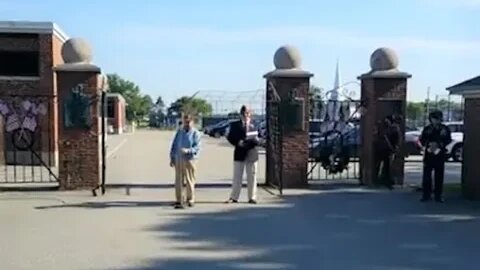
[1,185,480,270]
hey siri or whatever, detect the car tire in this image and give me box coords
[451,143,463,162]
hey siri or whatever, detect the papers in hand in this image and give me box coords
[246,131,259,141]
[427,142,441,155]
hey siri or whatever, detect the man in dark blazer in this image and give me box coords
[225,105,259,204]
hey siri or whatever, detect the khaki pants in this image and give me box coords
[230,161,257,201]
[175,159,196,204]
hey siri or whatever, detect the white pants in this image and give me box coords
[230,161,258,201]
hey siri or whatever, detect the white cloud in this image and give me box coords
[111,25,480,55]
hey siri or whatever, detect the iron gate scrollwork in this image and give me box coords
[265,81,283,194]
[308,95,365,184]
[0,95,59,186]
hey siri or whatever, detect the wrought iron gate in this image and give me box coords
[308,98,363,184]
[0,95,59,187]
[265,81,283,194]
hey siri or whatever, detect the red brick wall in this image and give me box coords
[360,77,407,186]
[462,97,480,199]
[56,71,101,190]
[0,33,61,166]
[266,76,310,188]
[51,35,64,162]
[114,98,122,133]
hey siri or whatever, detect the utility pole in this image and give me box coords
[447,94,451,121]
[424,87,431,126]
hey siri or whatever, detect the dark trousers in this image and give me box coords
[376,154,394,187]
[422,154,445,199]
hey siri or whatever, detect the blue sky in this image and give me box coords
[1,0,479,104]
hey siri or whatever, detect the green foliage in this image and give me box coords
[406,101,425,121]
[107,73,154,122]
[168,96,213,116]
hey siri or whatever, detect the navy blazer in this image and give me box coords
[227,120,258,161]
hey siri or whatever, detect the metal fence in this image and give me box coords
[0,95,58,186]
[196,89,265,116]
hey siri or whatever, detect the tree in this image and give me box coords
[168,96,213,117]
[107,73,153,122]
[406,102,424,121]
[149,96,167,127]
[155,96,165,107]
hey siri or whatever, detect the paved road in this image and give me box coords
[107,130,461,187]
[1,130,479,270]
[106,130,265,186]
[2,187,480,270]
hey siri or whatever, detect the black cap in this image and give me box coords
[429,110,443,121]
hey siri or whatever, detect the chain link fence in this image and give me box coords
[196,89,265,116]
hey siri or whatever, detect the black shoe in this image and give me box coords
[420,197,431,202]
[248,199,257,204]
[174,203,185,209]
[225,198,238,204]
[187,201,195,207]
[435,197,445,203]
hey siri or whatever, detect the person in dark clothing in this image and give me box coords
[375,115,401,189]
[419,110,452,202]
[225,105,260,204]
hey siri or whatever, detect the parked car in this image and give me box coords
[310,125,427,160]
[208,120,234,138]
[408,121,463,162]
[404,128,422,156]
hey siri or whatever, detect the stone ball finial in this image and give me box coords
[61,38,93,64]
[273,45,302,69]
[370,47,399,71]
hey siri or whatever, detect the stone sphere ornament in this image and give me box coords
[61,38,93,64]
[370,47,399,71]
[273,45,302,69]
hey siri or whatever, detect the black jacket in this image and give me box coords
[227,120,258,161]
[419,123,452,155]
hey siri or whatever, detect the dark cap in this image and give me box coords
[429,110,443,121]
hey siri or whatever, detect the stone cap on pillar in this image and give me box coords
[446,75,480,97]
[358,47,411,79]
[264,45,314,79]
[54,38,101,73]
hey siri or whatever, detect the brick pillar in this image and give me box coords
[264,46,313,188]
[460,96,480,199]
[54,38,105,190]
[358,48,411,186]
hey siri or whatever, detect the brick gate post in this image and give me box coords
[54,38,106,190]
[358,48,411,186]
[264,46,313,188]
[447,81,480,199]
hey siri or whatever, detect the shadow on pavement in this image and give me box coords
[111,189,480,270]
